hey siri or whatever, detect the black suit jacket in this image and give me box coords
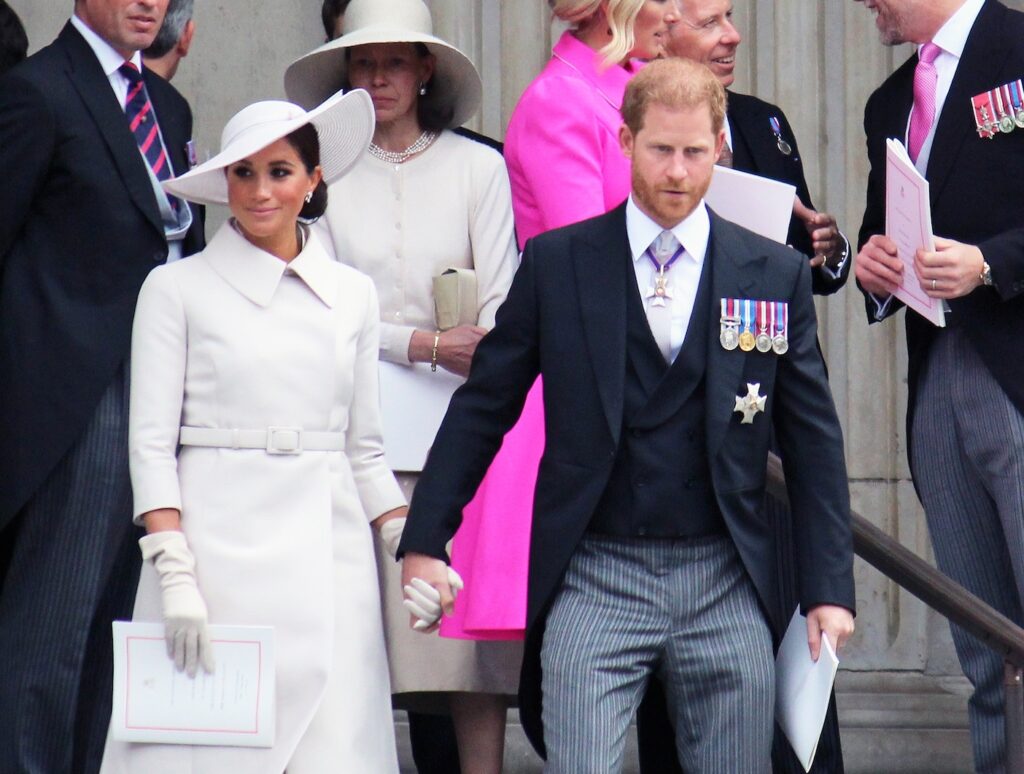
[0,22,204,525]
[728,91,850,296]
[857,0,1024,441]
[400,204,854,754]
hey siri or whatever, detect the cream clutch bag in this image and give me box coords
[432,268,477,331]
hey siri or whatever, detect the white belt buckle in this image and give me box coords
[266,426,302,455]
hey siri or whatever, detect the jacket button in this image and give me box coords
[635,478,647,488]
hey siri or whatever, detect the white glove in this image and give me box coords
[402,568,465,631]
[139,530,215,677]
[378,516,406,559]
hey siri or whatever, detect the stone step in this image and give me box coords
[392,672,976,773]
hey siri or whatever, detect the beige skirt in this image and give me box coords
[375,473,522,711]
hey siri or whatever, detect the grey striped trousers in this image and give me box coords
[911,328,1024,774]
[0,365,139,774]
[540,534,774,773]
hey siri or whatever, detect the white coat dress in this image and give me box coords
[100,222,405,773]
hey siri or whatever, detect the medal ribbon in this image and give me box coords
[742,299,754,335]
[757,301,768,334]
[645,244,685,276]
[1013,80,1024,112]
[972,91,995,138]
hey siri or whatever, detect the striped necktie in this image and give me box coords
[119,62,171,181]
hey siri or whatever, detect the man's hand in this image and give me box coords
[793,198,841,268]
[914,237,985,299]
[854,234,903,297]
[409,325,487,377]
[400,552,461,633]
[806,604,855,662]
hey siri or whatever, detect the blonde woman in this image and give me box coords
[506,0,679,246]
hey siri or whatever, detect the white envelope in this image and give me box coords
[775,608,840,772]
[705,165,797,245]
[378,361,464,472]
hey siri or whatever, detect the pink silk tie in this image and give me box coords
[908,42,941,164]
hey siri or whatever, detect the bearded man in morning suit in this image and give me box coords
[854,0,1024,770]
[0,0,204,771]
[638,3,854,772]
[398,57,855,773]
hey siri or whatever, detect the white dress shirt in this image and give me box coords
[909,0,985,175]
[69,15,142,105]
[626,196,711,363]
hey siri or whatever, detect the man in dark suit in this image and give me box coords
[853,1,1024,770]
[639,4,853,771]
[666,0,851,293]
[399,57,855,772]
[0,1,204,770]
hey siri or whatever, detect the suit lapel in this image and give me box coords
[726,99,758,173]
[574,206,628,446]
[927,0,1012,202]
[60,24,164,238]
[705,212,766,456]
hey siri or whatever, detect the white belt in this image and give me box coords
[178,426,345,455]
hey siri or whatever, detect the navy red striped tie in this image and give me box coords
[119,62,170,181]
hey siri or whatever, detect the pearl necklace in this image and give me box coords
[368,130,439,164]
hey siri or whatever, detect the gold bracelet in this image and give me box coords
[430,330,441,372]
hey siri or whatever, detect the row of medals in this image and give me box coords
[720,316,788,355]
[974,83,1024,138]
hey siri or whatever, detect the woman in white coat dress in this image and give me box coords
[100,90,409,773]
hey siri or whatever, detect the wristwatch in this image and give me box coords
[980,260,994,287]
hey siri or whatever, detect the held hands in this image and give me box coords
[805,604,855,662]
[915,237,986,299]
[400,552,465,633]
[854,234,903,297]
[139,530,214,677]
[793,198,841,269]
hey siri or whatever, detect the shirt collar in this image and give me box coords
[205,221,338,308]
[625,195,711,265]
[928,0,984,59]
[551,31,638,111]
[70,15,143,77]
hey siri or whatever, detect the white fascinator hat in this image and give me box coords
[163,88,375,206]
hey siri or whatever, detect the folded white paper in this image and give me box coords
[885,138,945,327]
[111,621,275,747]
[705,164,797,245]
[775,609,839,772]
[378,361,464,472]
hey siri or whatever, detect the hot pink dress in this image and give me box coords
[442,32,638,640]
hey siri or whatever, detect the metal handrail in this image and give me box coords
[765,453,1024,773]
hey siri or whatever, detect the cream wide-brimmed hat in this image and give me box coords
[162,89,375,206]
[283,0,482,128]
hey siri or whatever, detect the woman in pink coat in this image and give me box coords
[507,0,679,246]
[445,0,678,647]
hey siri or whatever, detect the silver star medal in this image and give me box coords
[733,382,767,424]
[647,270,673,307]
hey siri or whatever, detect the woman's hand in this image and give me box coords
[138,526,215,677]
[409,325,487,377]
[372,506,408,559]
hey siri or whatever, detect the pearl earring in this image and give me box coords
[418,82,427,96]
[304,190,313,204]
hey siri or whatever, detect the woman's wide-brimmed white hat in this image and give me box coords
[283,0,482,128]
[162,89,375,206]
